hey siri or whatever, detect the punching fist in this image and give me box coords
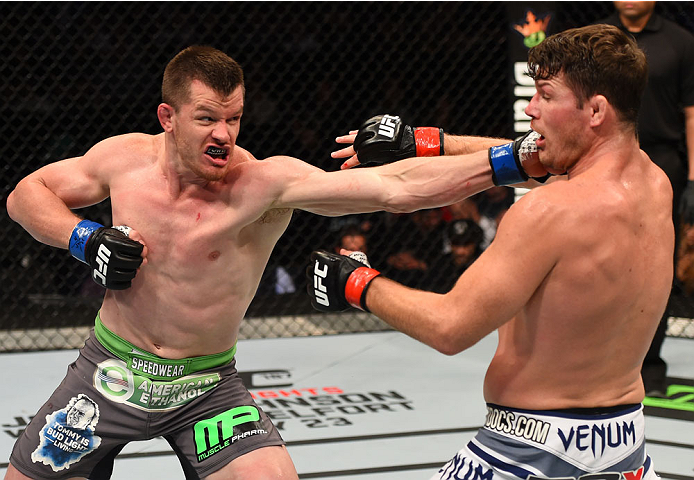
[353,114,444,165]
[488,130,549,186]
[307,250,380,312]
[69,220,144,290]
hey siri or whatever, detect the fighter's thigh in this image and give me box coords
[4,462,86,480]
[9,366,138,479]
[204,445,297,480]
[163,366,290,478]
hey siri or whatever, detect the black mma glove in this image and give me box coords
[488,130,550,186]
[307,250,381,312]
[69,220,144,290]
[681,180,694,224]
[353,114,444,165]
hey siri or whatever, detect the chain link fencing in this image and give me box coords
[2,2,693,351]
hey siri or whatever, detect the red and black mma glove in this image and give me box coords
[307,250,381,312]
[488,130,550,186]
[353,114,444,165]
[69,220,144,290]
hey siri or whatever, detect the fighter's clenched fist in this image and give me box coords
[69,220,145,289]
[332,114,443,169]
[488,130,548,186]
[307,250,380,312]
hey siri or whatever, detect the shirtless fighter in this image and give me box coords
[309,25,672,480]
[6,45,546,479]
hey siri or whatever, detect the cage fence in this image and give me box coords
[2,1,693,351]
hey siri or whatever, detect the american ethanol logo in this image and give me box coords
[93,359,220,411]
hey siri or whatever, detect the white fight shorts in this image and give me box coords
[431,403,658,480]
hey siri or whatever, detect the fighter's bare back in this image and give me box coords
[482,148,674,409]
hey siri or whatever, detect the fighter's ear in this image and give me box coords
[157,103,175,132]
[588,95,608,128]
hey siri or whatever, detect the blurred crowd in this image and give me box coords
[258,186,516,297]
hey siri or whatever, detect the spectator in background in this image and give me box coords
[446,220,484,270]
[256,260,297,296]
[327,212,382,239]
[427,219,485,293]
[603,1,694,396]
[474,186,515,226]
[444,198,495,249]
[382,209,447,289]
[334,225,369,255]
[326,213,388,269]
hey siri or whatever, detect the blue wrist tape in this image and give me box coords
[488,143,528,186]
[69,220,103,264]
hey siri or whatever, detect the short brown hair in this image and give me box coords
[527,24,647,129]
[162,45,244,110]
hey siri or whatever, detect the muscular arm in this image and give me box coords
[334,129,510,168]
[360,189,558,355]
[275,149,495,216]
[443,133,509,155]
[278,127,549,216]
[7,137,118,248]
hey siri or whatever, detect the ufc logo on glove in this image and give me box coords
[307,250,380,312]
[377,115,399,138]
[68,220,144,290]
[313,261,330,307]
[92,244,112,286]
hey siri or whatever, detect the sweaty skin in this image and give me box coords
[100,136,295,357]
[7,81,500,359]
[482,149,672,408]
[360,73,674,409]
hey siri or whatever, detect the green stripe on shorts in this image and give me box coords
[94,313,235,381]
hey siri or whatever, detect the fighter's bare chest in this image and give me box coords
[111,181,268,260]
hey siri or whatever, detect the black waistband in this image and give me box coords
[487,402,641,416]
[541,403,641,416]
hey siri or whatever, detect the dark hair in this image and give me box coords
[162,45,244,110]
[334,224,369,253]
[447,220,484,247]
[527,24,647,129]
[338,225,364,239]
[337,225,366,244]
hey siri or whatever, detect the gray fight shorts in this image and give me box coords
[10,314,284,479]
[431,403,658,480]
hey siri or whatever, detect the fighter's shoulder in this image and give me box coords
[496,183,580,244]
[641,150,674,202]
[236,152,320,177]
[508,181,573,222]
[256,153,315,167]
[85,133,158,163]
